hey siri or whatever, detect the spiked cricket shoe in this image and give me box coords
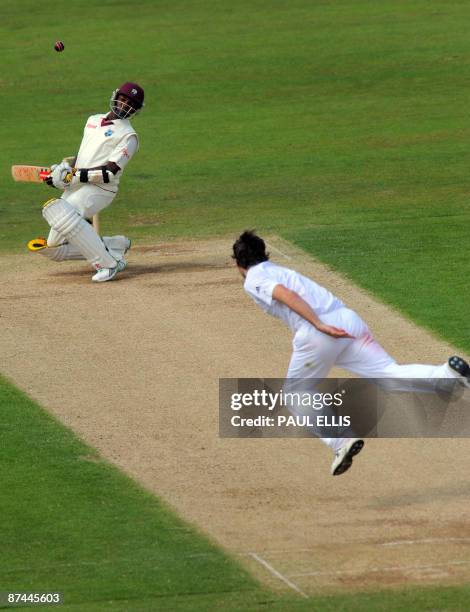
[331,438,364,476]
[27,237,48,252]
[92,259,127,283]
[448,356,470,389]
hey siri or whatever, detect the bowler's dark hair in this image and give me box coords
[232,230,270,269]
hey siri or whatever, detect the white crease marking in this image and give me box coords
[248,552,308,598]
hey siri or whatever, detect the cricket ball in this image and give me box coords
[54,41,65,52]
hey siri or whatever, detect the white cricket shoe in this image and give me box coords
[92,259,127,283]
[448,356,470,389]
[331,438,364,476]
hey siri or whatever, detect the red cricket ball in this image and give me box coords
[54,41,65,52]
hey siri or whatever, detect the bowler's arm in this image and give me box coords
[272,285,353,338]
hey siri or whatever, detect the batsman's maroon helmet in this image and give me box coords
[110,82,145,119]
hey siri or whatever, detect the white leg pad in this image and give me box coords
[46,228,66,248]
[42,237,128,262]
[42,198,116,270]
[40,234,127,262]
[102,235,130,261]
[40,244,85,262]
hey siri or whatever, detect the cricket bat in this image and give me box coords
[11,162,100,231]
[11,165,51,183]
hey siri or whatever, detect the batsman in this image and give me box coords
[28,82,144,282]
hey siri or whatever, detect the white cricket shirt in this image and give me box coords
[74,114,139,192]
[244,261,344,333]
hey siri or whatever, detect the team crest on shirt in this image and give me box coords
[104,129,114,137]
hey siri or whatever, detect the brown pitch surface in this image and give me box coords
[1,237,470,595]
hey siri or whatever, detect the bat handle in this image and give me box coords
[92,214,100,234]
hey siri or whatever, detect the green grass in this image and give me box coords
[3,0,470,609]
[2,375,470,611]
[2,0,470,352]
[0,376,263,609]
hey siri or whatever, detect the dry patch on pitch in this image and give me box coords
[1,237,470,597]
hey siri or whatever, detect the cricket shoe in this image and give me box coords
[27,237,48,252]
[331,438,364,476]
[92,259,127,283]
[448,356,470,389]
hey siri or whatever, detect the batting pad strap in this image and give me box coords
[42,197,59,209]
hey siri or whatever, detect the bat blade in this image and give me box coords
[11,165,50,183]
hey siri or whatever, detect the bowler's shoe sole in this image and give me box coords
[449,356,470,388]
[332,439,365,476]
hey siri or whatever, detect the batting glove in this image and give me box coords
[44,163,58,187]
[51,161,74,190]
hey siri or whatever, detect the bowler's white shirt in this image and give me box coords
[244,261,344,333]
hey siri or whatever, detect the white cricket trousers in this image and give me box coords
[285,307,454,452]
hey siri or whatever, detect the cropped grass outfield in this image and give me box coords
[2,0,470,609]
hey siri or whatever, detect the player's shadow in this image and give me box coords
[370,481,470,508]
[124,261,230,277]
[48,260,230,281]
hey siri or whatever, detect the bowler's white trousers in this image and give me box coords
[285,307,454,452]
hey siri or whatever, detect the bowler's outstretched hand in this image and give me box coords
[315,323,354,339]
